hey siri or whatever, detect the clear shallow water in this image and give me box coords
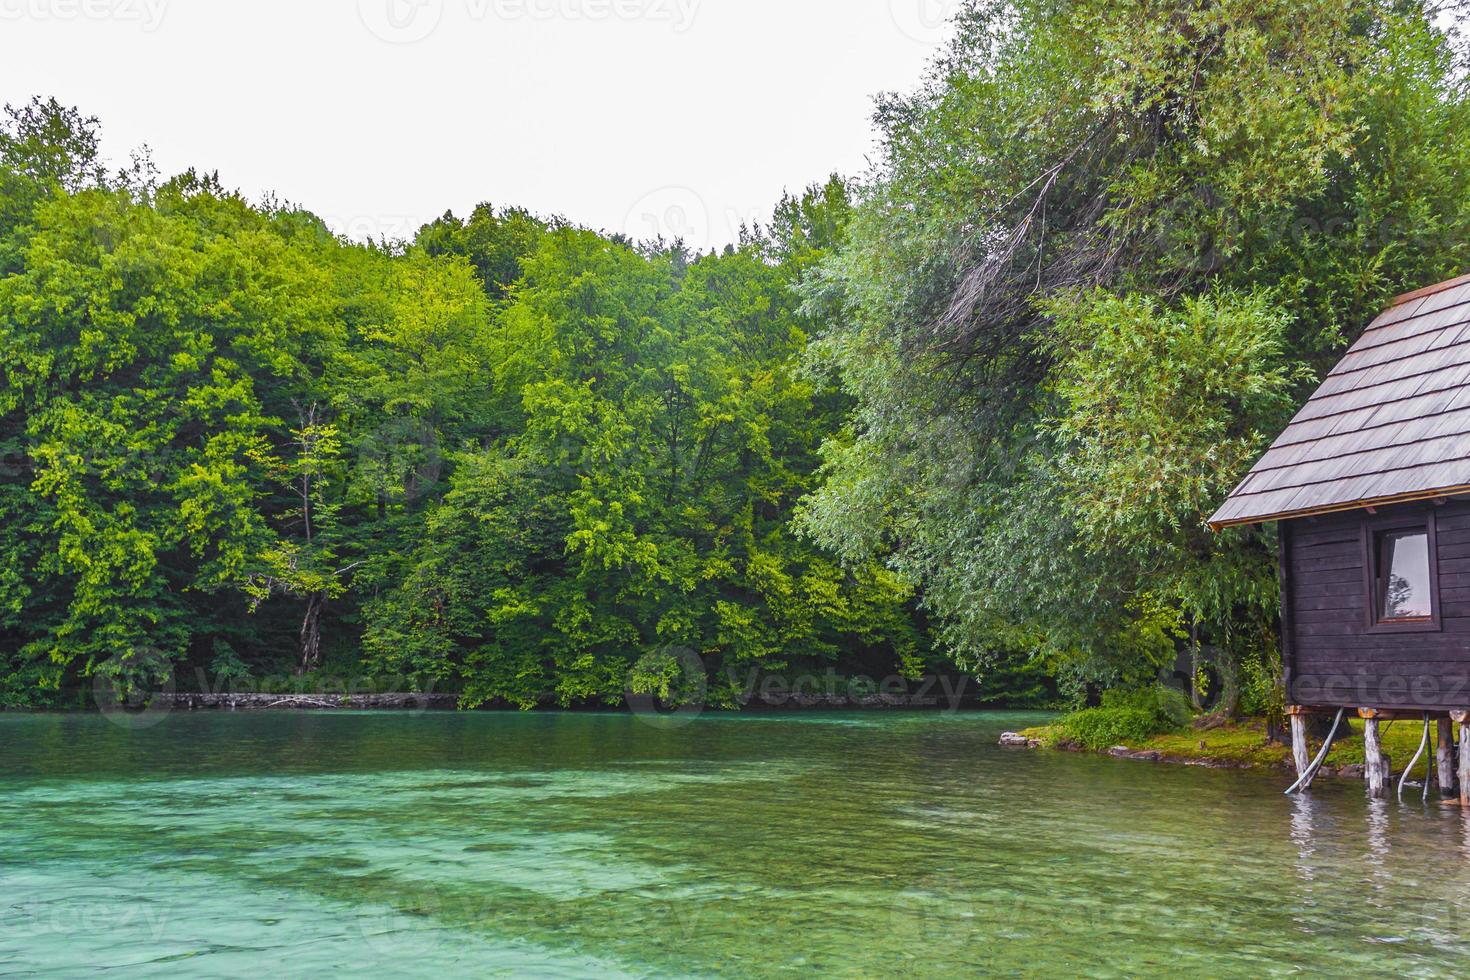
[3,711,1470,977]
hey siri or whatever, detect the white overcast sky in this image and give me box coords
[0,0,959,249]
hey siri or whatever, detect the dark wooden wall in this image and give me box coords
[1286,501,1470,711]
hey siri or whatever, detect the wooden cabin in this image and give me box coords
[1212,273,1470,798]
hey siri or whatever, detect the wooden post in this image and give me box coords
[1438,719,1457,797]
[1455,711,1470,807]
[1289,711,1311,778]
[1363,710,1390,800]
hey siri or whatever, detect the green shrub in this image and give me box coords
[1099,684,1193,726]
[1236,648,1284,719]
[1057,685,1193,749]
[1057,707,1161,750]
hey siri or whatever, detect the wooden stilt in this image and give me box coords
[1363,712,1390,800]
[1438,719,1457,797]
[1290,712,1311,778]
[1456,711,1470,807]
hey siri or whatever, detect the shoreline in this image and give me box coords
[997,717,1450,784]
[5,690,1008,714]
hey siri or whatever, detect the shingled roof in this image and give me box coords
[1210,273,1470,529]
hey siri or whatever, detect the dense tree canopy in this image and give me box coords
[361,222,926,707]
[4,0,1468,714]
[0,101,938,708]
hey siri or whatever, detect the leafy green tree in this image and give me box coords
[365,220,928,706]
[414,203,550,300]
[799,0,1470,704]
[244,403,352,674]
[0,174,339,688]
[0,97,105,270]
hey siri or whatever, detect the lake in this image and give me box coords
[3,710,1469,976]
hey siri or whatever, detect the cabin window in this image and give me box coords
[1363,513,1440,632]
[1375,531,1432,621]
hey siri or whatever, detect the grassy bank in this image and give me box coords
[1012,717,1447,777]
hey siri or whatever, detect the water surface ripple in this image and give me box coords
[2,711,1468,976]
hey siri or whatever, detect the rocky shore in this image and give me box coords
[155,693,462,711]
[998,725,1383,781]
[118,689,970,713]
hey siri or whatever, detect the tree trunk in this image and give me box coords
[1215,647,1241,718]
[1290,714,1311,776]
[1460,721,1470,808]
[1189,622,1202,711]
[1437,719,1457,797]
[298,594,325,675]
[1365,717,1390,800]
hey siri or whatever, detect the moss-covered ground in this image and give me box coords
[1016,717,1447,775]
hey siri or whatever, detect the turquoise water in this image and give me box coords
[3,710,1470,976]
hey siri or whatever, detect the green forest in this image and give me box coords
[3,0,1469,714]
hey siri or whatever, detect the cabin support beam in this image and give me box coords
[1437,719,1457,797]
[1361,710,1390,800]
[1289,711,1311,778]
[1456,711,1470,807]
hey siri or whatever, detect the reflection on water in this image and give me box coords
[1288,792,1321,882]
[3,711,1470,976]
